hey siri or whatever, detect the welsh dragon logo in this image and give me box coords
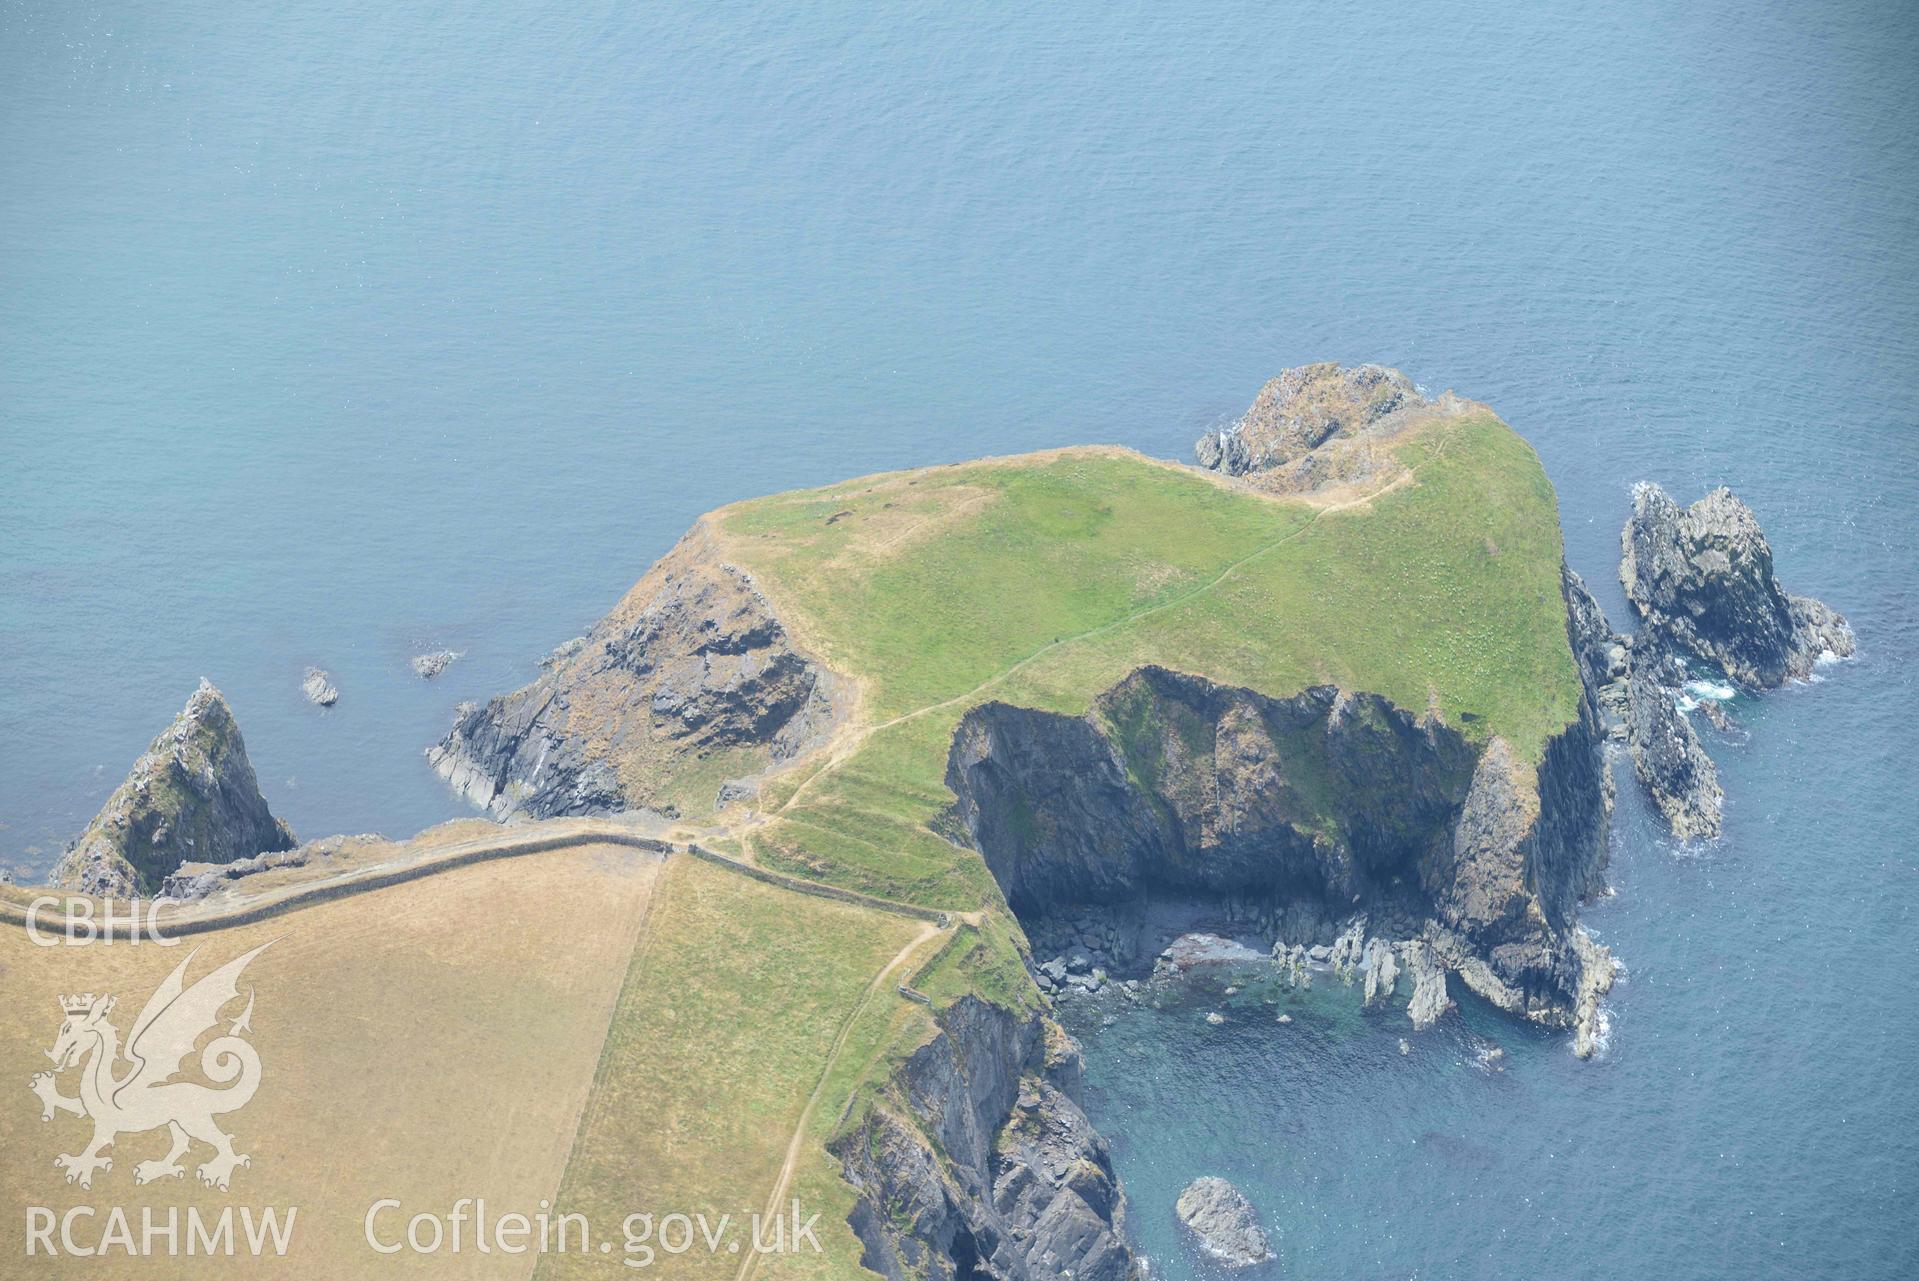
[28,942,272,1191]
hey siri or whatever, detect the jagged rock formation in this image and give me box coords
[1559,483,1858,841]
[1193,362,1460,496]
[1625,650,1723,840]
[302,667,339,706]
[1197,362,1424,476]
[832,997,1138,1281]
[945,662,1614,1047]
[1621,483,1855,688]
[429,527,845,819]
[1562,567,1630,737]
[50,681,295,897]
[1174,1177,1271,1269]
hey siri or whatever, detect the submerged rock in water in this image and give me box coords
[302,667,339,706]
[1174,1176,1272,1269]
[1620,483,1855,688]
[1626,650,1723,841]
[410,649,461,680]
[50,680,296,897]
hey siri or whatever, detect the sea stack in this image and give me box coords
[50,680,296,897]
[1620,483,1854,688]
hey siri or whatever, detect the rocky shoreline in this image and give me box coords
[19,365,1857,1281]
[832,997,1138,1281]
[426,527,846,820]
[944,645,1617,1055]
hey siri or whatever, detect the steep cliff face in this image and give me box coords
[50,680,295,897]
[945,662,1613,1041]
[832,997,1139,1281]
[429,526,846,819]
[1620,483,1854,688]
[947,669,1478,913]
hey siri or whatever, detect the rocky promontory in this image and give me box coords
[1621,483,1854,688]
[1174,1176,1272,1269]
[50,680,296,897]
[428,526,845,819]
[1194,361,1467,496]
[1196,362,1424,476]
[833,997,1139,1281]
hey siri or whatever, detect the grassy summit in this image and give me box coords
[710,409,1581,913]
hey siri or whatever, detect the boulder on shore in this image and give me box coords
[50,680,296,897]
[1174,1176,1272,1269]
[1620,483,1854,688]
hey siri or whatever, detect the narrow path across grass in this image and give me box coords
[767,465,1419,818]
[732,919,948,1281]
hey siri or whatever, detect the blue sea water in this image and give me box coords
[2,1,1915,1275]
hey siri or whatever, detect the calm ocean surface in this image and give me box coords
[3,2,1915,1275]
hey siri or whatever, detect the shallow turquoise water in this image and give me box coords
[2,2,1915,1275]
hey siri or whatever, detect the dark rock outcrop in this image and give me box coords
[50,681,296,898]
[1562,567,1630,736]
[945,664,1614,1050]
[833,997,1139,1281]
[1620,483,1855,688]
[1174,1177,1271,1269]
[1196,362,1425,478]
[1625,651,1723,841]
[429,528,845,819]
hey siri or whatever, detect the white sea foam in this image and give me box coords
[1682,678,1737,702]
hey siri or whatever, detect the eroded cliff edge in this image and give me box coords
[943,645,1615,1054]
[833,997,1138,1281]
[429,524,847,819]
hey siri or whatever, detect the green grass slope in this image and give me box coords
[715,411,1581,913]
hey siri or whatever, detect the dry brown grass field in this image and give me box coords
[0,841,663,1279]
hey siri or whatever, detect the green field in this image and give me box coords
[718,414,1581,914]
[538,855,931,1281]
